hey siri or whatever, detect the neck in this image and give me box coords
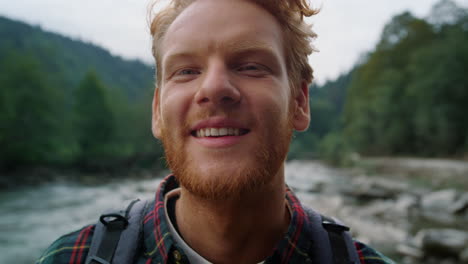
[175,166,290,264]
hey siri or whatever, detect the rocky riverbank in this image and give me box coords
[2,158,466,264]
[286,158,468,264]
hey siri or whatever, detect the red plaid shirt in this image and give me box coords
[37,175,394,264]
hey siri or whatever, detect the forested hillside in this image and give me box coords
[0,16,163,173]
[292,0,468,163]
[0,16,153,100]
[0,0,467,181]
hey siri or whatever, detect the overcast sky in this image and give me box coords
[1,0,467,84]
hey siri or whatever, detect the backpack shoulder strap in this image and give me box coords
[85,199,148,264]
[304,207,360,264]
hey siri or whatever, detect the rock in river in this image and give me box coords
[416,228,468,258]
[341,176,408,200]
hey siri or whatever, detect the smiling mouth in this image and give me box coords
[191,127,250,138]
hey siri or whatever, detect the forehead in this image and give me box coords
[160,0,284,63]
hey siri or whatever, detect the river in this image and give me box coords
[1,160,467,263]
[0,175,165,263]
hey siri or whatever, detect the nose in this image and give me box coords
[195,61,241,107]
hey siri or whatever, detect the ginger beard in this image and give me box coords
[159,107,294,200]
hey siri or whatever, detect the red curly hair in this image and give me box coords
[149,0,318,95]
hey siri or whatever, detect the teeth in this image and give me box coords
[219,128,227,136]
[194,128,242,137]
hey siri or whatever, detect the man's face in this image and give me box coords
[152,0,310,199]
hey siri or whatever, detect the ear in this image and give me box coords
[152,87,162,139]
[292,81,310,132]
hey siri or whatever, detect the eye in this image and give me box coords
[177,69,200,75]
[238,64,261,71]
[236,63,270,77]
[169,68,201,82]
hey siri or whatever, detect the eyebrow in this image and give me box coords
[162,40,282,74]
[224,40,278,57]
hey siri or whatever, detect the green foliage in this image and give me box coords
[342,0,468,157]
[73,71,116,167]
[291,0,468,162]
[0,16,165,174]
[0,53,64,168]
[318,132,353,166]
[289,71,353,160]
[407,25,468,155]
[0,16,154,102]
[1,0,467,175]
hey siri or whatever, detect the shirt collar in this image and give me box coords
[164,188,212,264]
[142,174,312,263]
[141,175,181,263]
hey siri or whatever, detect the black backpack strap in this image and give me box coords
[304,207,334,264]
[85,199,148,264]
[304,207,360,264]
[321,215,360,264]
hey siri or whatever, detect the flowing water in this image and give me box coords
[2,160,461,263]
[0,176,163,263]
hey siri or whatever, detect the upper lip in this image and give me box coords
[191,117,249,132]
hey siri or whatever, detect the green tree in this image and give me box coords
[407,18,468,155]
[289,71,354,159]
[343,12,436,155]
[342,2,468,157]
[0,53,63,168]
[73,71,116,167]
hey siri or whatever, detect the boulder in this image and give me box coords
[341,176,407,200]
[421,189,458,212]
[396,243,423,258]
[394,194,418,217]
[450,192,468,215]
[420,189,459,223]
[416,228,468,258]
[460,247,468,263]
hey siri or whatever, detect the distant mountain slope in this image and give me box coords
[0,16,154,101]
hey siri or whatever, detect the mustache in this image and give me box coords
[183,109,248,131]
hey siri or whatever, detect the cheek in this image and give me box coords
[259,88,291,116]
[160,89,193,125]
[252,97,290,131]
[245,78,290,109]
